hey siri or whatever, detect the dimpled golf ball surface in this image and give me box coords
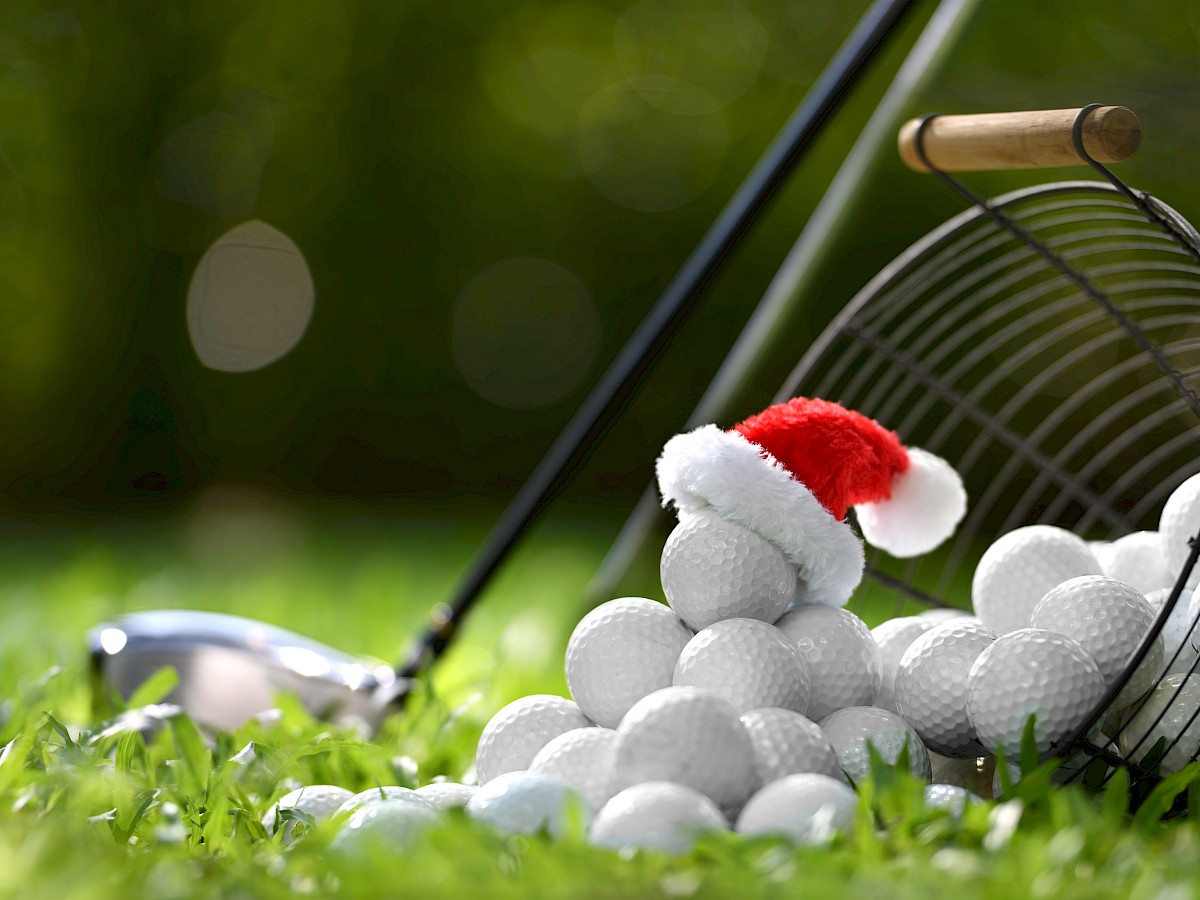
[1031,575,1163,705]
[1100,531,1172,595]
[775,606,880,719]
[819,706,931,783]
[413,782,477,810]
[475,695,591,784]
[1117,674,1200,774]
[330,800,441,855]
[335,785,433,817]
[673,618,810,715]
[894,621,998,758]
[923,783,979,816]
[590,782,728,855]
[972,525,1101,635]
[565,597,693,728]
[735,773,857,844]
[466,771,588,837]
[1160,473,1200,591]
[612,686,756,810]
[872,617,932,712]
[529,727,618,813]
[740,708,842,785]
[660,509,796,631]
[966,628,1105,760]
[1146,588,1198,676]
[262,785,354,841]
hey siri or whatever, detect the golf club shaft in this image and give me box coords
[390,0,919,697]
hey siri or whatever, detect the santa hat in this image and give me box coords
[656,398,967,606]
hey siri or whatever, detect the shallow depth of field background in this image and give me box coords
[1,0,1200,697]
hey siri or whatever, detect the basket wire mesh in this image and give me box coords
[780,106,1200,788]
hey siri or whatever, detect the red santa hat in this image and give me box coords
[656,398,967,606]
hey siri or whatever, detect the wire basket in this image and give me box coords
[781,106,1200,789]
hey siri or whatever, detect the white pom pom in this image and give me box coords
[853,447,966,558]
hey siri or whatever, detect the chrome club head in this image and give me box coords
[89,610,406,733]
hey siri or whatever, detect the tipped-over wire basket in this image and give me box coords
[787,105,1200,790]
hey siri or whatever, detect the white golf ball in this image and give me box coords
[475,695,591,785]
[262,784,354,842]
[1031,575,1163,705]
[918,608,974,625]
[465,771,589,837]
[923,783,981,816]
[871,617,933,712]
[565,597,693,728]
[1100,531,1172,595]
[529,727,618,814]
[971,525,1101,634]
[660,509,796,630]
[1159,473,1200,591]
[894,620,999,758]
[413,782,477,810]
[819,706,932,783]
[329,800,441,855]
[611,686,756,812]
[966,628,1106,761]
[673,618,810,715]
[335,785,434,817]
[1117,674,1200,774]
[928,752,996,798]
[590,781,727,855]
[1146,587,1197,676]
[775,606,880,719]
[735,773,857,844]
[740,708,843,786]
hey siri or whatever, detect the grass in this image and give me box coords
[2,502,1200,898]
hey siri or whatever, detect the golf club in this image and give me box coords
[89,0,917,733]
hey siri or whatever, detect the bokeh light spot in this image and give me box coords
[451,257,601,410]
[155,110,266,217]
[187,220,314,373]
[615,0,767,115]
[577,81,727,213]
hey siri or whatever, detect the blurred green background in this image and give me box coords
[1,0,1198,531]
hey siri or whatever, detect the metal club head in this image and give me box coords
[89,610,407,734]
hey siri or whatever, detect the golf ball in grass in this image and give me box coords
[871,617,933,712]
[775,606,880,719]
[475,695,591,784]
[819,706,932,784]
[923,783,981,816]
[971,525,1101,635]
[966,628,1106,761]
[590,782,728,855]
[1117,674,1200,774]
[894,620,998,758]
[611,686,757,812]
[1099,531,1172,595]
[673,618,810,715]
[262,784,354,842]
[414,782,477,810]
[335,786,434,817]
[659,510,796,631]
[740,708,843,786]
[329,800,441,855]
[1160,473,1200,591]
[735,773,857,844]
[1031,575,1163,706]
[466,771,589,837]
[529,727,618,814]
[565,597,693,728]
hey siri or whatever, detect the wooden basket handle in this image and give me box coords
[898,106,1141,173]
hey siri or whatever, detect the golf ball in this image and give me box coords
[673,618,810,715]
[735,773,857,844]
[1159,473,1200,591]
[529,727,618,814]
[329,799,441,855]
[262,784,354,842]
[1099,531,1172,595]
[971,525,1101,634]
[740,707,843,786]
[413,782,477,810]
[923,783,980,816]
[660,510,796,631]
[465,770,589,837]
[475,695,591,785]
[871,617,933,712]
[1030,575,1162,705]
[335,785,433,817]
[611,686,756,812]
[775,606,880,719]
[1117,674,1200,774]
[966,628,1106,761]
[590,781,727,855]
[565,597,693,728]
[894,620,998,758]
[1146,587,1198,676]
[819,706,932,784]
[918,608,974,625]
